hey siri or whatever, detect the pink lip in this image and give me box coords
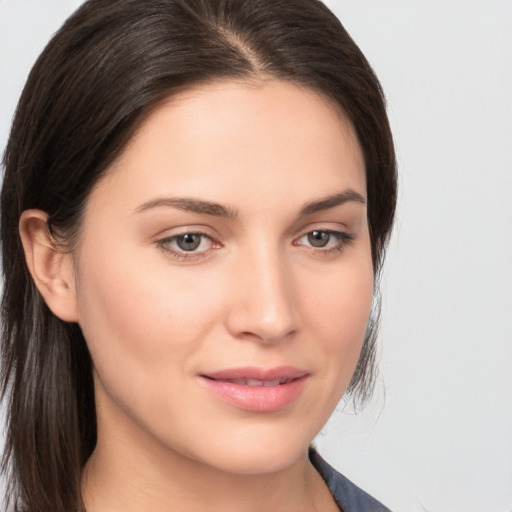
[199,366,309,413]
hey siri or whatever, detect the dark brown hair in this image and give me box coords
[0,0,397,510]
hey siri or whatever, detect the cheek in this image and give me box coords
[308,255,373,330]
[301,253,374,382]
[74,244,219,400]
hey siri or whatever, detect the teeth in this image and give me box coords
[263,379,281,387]
[223,378,289,386]
[246,379,263,386]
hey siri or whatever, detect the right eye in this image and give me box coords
[157,232,218,260]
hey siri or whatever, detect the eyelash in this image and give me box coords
[156,229,354,261]
[156,232,219,261]
[294,230,355,255]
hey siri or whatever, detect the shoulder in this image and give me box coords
[309,448,392,512]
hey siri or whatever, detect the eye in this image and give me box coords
[175,233,203,251]
[157,231,219,260]
[295,229,354,252]
[307,230,331,248]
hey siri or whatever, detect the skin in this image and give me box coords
[20,79,373,512]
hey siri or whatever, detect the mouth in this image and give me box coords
[207,377,295,387]
[199,366,309,412]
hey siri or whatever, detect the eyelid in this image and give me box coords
[293,228,355,254]
[151,222,221,240]
[155,229,222,261]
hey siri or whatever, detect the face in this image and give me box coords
[73,80,373,474]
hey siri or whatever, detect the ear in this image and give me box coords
[19,209,79,322]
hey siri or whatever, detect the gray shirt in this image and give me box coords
[310,448,392,512]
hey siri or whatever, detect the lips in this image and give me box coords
[199,366,309,412]
[215,377,291,387]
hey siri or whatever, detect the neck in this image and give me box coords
[82,439,333,512]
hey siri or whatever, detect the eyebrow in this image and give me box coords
[133,189,365,219]
[298,190,366,217]
[134,197,238,220]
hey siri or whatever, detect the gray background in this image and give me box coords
[1,1,511,511]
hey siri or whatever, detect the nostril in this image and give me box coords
[223,256,299,343]
[238,327,296,345]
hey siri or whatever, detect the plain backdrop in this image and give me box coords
[1,1,511,511]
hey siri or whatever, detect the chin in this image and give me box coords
[208,447,308,476]
[180,422,316,476]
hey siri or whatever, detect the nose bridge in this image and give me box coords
[226,238,298,343]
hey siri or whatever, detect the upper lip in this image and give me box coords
[201,366,309,383]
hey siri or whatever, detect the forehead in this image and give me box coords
[88,79,366,216]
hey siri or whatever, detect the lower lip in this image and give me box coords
[199,375,308,412]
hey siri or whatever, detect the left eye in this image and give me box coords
[296,230,353,250]
[306,230,331,248]
[174,233,204,251]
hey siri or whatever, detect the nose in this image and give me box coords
[224,244,299,344]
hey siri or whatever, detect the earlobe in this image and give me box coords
[19,210,79,322]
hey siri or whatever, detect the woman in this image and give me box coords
[0,0,396,511]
